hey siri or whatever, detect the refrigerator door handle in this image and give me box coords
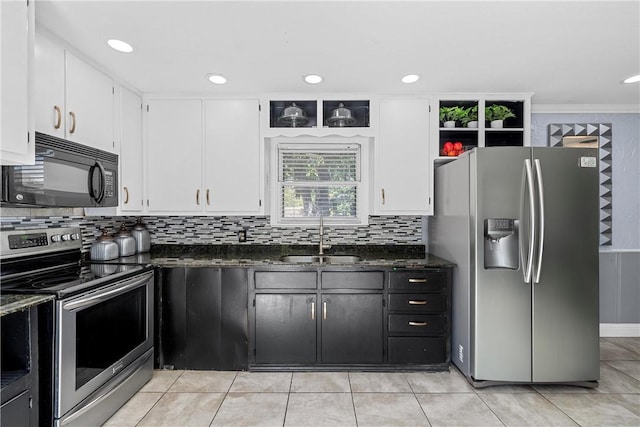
[521,159,536,283]
[533,159,545,283]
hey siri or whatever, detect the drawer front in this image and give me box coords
[388,294,446,313]
[388,314,446,335]
[388,337,446,364]
[321,271,384,289]
[388,271,446,291]
[255,272,317,289]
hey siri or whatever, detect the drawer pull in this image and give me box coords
[408,278,427,284]
[408,321,428,327]
[408,300,427,305]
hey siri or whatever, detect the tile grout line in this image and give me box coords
[536,391,584,427]
[282,372,294,427]
[135,369,185,427]
[347,372,359,427]
[208,371,238,426]
[403,371,436,426]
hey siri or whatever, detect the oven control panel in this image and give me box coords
[1,227,82,258]
[8,232,49,249]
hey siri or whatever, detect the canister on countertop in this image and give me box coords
[131,217,151,253]
[114,223,136,257]
[90,229,119,261]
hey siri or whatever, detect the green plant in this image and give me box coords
[460,105,478,127]
[485,104,516,121]
[439,106,467,123]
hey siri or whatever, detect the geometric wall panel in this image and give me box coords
[549,123,613,245]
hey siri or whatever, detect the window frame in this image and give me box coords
[268,137,370,227]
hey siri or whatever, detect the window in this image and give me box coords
[270,138,369,226]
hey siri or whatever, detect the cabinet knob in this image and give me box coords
[69,111,77,134]
[408,321,427,327]
[54,105,62,129]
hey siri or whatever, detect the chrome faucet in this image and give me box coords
[319,216,332,255]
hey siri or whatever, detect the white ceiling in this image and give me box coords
[35,0,640,107]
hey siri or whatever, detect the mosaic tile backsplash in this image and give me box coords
[0,214,423,252]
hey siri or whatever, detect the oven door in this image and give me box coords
[55,271,153,419]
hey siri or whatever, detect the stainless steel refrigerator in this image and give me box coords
[429,147,599,387]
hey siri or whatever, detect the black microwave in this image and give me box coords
[2,132,118,207]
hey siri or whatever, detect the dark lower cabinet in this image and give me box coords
[388,337,446,364]
[321,294,383,364]
[252,270,386,367]
[255,294,316,364]
[387,269,451,365]
[156,267,248,370]
[0,305,40,427]
[251,267,450,369]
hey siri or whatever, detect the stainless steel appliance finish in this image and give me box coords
[0,227,153,426]
[90,229,120,261]
[1,132,118,207]
[114,224,136,257]
[131,218,151,253]
[429,147,599,387]
[55,271,154,427]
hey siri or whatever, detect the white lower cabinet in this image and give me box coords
[146,99,203,213]
[1,0,34,165]
[204,100,262,214]
[119,87,143,212]
[376,98,432,215]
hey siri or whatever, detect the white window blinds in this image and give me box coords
[278,145,361,220]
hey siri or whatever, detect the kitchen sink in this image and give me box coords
[280,255,362,264]
[321,255,362,264]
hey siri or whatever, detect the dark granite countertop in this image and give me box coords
[0,294,54,317]
[108,244,454,269]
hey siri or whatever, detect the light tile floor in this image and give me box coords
[104,338,640,426]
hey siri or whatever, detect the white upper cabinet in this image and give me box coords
[145,99,203,213]
[1,0,34,165]
[34,32,115,153]
[204,99,262,214]
[375,98,432,215]
[34,32,65,139]
[65,52,115,152]
[119,87,143,212]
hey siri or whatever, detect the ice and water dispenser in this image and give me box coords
[484,219,519,270]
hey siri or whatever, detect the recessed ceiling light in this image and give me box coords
[207,74,227,85]
[401,74,420,84]
[304,74,323,84]
[623,74,640,84]
[107,39,133,53]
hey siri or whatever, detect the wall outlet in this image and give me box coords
[238,229,247,242]
[458,344,464,363]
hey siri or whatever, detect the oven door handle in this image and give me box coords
[62,272,153,311]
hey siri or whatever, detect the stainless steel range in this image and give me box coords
[0,227,154,427]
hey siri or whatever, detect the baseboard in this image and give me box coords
[600,323,640,337]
